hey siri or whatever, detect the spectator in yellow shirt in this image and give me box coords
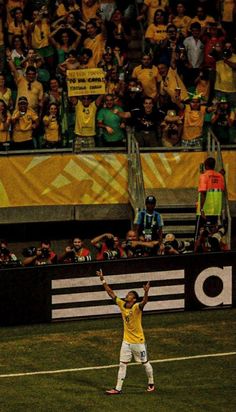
[137,0,169,25]
[172,2,192,37]
[145,8,168,56]
[7,7,29,47]
[7,53,44,115]
[191,5,215,33]
[0,100,11,149]
[11,96,39,149]
[56,0,81,18]
[132,54,159,100]
[81,0,100,23]
[182,95,206,149]
[83,19,106,66]
[214,41,236,106]
[43,103,61,149]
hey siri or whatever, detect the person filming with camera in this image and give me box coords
[23,240,57,266]
[59,237,91,264]
[91,232,124,260]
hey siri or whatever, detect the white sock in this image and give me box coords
[115,362,127,391]
[143,361,154,385]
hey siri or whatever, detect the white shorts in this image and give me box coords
[120,341,148,363]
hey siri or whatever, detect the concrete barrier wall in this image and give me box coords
[0,252,235,326]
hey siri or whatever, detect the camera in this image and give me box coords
[222,49,232,59]
[103,250,120,260]
[208,47,220,60]
[130,87,141,92]
[40,248,50,259]
[74,255,92,263]
[22,246,37,257]
[0,247,10,256]
[208,227,226,252]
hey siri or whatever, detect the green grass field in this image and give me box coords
[0,309,235,412]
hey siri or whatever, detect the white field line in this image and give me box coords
[0,351,235,379]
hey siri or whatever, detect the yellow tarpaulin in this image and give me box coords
[0,152,235,207]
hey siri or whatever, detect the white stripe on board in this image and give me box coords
[52,285,185,304]
[52,270,184,289]
[52,299,184,319]
[0,352,235,379]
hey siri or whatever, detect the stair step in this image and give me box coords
[162,213,196,220]
[163,225,195,234]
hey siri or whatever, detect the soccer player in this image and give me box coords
[96,269,155,394]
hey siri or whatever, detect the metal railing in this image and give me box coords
[207,128,232,248]
[127,130,145,214]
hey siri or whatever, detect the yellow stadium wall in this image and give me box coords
[0,151,235,208]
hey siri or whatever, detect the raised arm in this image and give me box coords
[139,281,150,310]
[96,269,117,300]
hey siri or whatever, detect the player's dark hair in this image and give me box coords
[129,290,140,301]
[205,157,215,170]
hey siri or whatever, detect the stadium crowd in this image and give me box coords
[0,0,235,151]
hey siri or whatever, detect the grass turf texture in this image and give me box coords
[0,309,235,412]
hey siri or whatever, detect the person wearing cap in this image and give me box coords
[134,195,164,241]
[11,96,39,149]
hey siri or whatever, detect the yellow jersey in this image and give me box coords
[81,0,100,22]
[145,23,168,42]
[222,0,235,22]
[43,116,60,142]
[173,15,192,37]
[132,64,158,99]
[182,105,206,140]
[215,55,236,93]
[83,33,105,67]
[12,108,38,142]
[74,100,97,136]
[0,112,11,143]
[116,297,145,344]
[144,0,169,24]
[16,75,44,113]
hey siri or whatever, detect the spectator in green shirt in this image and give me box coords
[97,94,126,147]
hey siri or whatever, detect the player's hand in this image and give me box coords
[105,126,114,134]
[96,269,104,280]
[143,281,150,292]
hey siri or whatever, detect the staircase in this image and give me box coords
[145,189,197,241]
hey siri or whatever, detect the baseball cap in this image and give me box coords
[18,96,28,103]
[145,195,156,204]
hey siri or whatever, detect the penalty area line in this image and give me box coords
[0,351,235,379]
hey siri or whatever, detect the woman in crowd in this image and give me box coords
[172,2,192,38]
[0,99,11,150]
[43,102,61,148]
[49,25,81,64]
[7,7,29,47]
[9,35,27,74]
[0,73,13,110]
[145,9,168,58]
[28,8,54,70]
